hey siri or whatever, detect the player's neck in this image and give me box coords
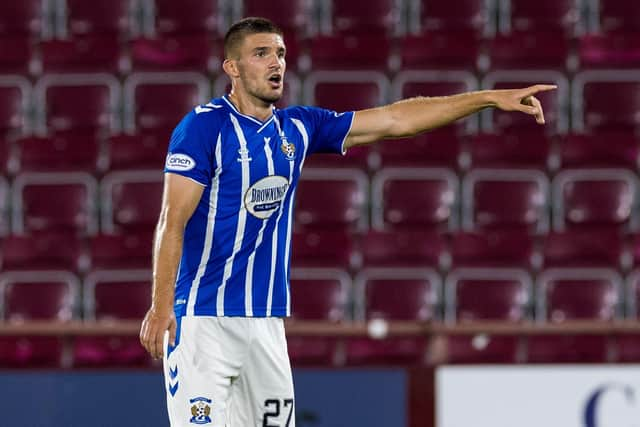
[227,92,273,122]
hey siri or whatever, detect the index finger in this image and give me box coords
[523,84,557,96]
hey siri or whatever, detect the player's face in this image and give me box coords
[235,33,286,104]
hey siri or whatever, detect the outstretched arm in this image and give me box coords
[140,173,204,359]
[344,85,556,149]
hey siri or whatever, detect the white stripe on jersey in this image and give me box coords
[218,114,251,316]
[243,138,276,316]
[186,133,222,316]
[286,118,311,315]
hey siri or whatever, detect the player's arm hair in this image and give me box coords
[343,85,555,148]
[151,173,204,313]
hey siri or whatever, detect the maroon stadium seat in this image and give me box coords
[1,231,88,272]
[41,37,122,74]
[304,71,389,112]
[542,229,625,270]
[106,130,170,171]
[398,31,481,71]
[559,132,640,169]
[372,167,459,231]
[295,168,368,232]
[131,34,220,72]
[291,229,355,270]
[0,36,36,75]
[34,73,121,135]
[288,268,351,366]
[244,0,313,36]
[499,0,582,35]
[12,172,98,235]
[152,0,222,36]
[487,31,570,70]
[0,270,80,368]
[578,33,640,69]
[0,0,41,72]
[449,230,536,270]
[16,134,102,173]
[346,267,441,365]
[100,170,163,233]
[360,229,446,269]
[74,269,151,367]
[63,0,135,37]
[462,168,550,233]
[617,270,640,362]
[377,129,464,170]
[573,71,640,133]
[481,70,569,134]
[414,0,490,34]
[324,0,400,35]
[527,268,621,363]
[469,133,552,170]
[552,168,640,232]
[89,231,153,270]
[310,35,392,71]
[444,267,532,363]
[124,72,210,132]
[0,76,31,139]
[597,0,640,34]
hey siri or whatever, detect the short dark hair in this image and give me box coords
[224,17,283,59]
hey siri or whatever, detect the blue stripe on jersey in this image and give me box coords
[166,96,355,318]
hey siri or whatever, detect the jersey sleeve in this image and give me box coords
[299,106,355,156]
[164,111,214,186]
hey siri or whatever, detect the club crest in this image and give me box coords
[189,397,212,425]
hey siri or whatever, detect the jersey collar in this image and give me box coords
[222,95,275,132]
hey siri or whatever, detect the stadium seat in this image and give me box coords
[323,0,400,35]
[0,36,37,75]
[372,167,459,231]
[481,70,569,134]
[12,172,98,235]
[106,130,170,171]
[89,231,153,270]
[100,170,163,233]
[0,0,45,73]
[309,34,392,71]
[1,231,89,272]
[123,72,210,132]
[295,168,368,232]
[151,0,223,37]
[499,0,582,35]
[0,76,32,139]
[487,31,571,70]
[412,0,492,35]
[0,270,80,368]
[16,134,102,173]
[572,70,640,133]
[558,132,640,169]
[243,0,314,37]
[578,33,640,69]
[391,70,478,133]
[541,229,625,270]
[303,70,389,112]
[527,268,621,363]
[596,0,640,34]
[552,168,640,232]
[33,73,121,135]
[449,230,536,270]
[360,229,446,269]
[291,229,356,270]
[376,129,464,170]
[444,267,532,363]
[346,267,441,365]
[41,37,122,74]
[469,133,553,170]
[130,34,221,72]
[617,270,640,362]
[398,31,482,71]
[288,268,351,366]
[62,0,136,37]
[74,269,152,367]
[462,168,550,233]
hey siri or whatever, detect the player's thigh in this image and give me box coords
[229,318,295,427]
[164,316,244,427]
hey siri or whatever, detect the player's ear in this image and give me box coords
[223,59,240,78]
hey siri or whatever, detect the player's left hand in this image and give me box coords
[490,84,557,125]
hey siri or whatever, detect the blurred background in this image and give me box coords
[0,0,639,426]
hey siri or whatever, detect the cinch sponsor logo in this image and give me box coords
[244,175,289,219]
[166,153,196,171]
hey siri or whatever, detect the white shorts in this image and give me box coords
[163,316,295,427]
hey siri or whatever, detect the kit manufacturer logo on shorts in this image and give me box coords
[244,175,289,219]
[189,397,212,425]
[166,153,196,171]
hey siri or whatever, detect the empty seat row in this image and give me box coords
[2,266,640,367]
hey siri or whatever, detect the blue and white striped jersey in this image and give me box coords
[164,96,354,318]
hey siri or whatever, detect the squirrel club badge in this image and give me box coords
[280,137,296,161]
[189,397,212,425]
